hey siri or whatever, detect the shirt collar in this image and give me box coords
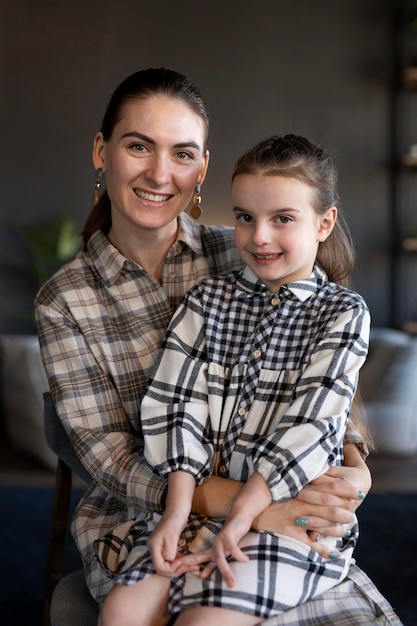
[175,212,204,256]
[235,265,328,302]
[87,213,203,287]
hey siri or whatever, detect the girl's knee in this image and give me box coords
[175,607,259,626]
[99,584,132,626]
[99,577,172,626]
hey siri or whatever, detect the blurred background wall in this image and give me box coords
[0,0,394,331]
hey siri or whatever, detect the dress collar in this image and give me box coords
[235,265,328,302]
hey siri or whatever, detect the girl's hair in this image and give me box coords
[233,134,374,450]
[232,134,355,287]
[82,68,210,248]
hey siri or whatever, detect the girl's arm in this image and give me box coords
[248,305,370,504]
[148,471,196,576]
[208,472,272,588]
[193,444,370,520]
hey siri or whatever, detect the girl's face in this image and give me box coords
[232,173,336,293]
[93,94,209,234]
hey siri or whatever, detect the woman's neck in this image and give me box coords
[108,220,178,283]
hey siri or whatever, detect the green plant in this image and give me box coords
[4,216,81,329]
[13,216,80,287]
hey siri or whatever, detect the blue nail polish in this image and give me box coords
[329,551,339,560]
[345,529,352,538]
[358,490,366,500]
[295,517,308,526]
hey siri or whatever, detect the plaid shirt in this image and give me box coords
[35,213,380,616]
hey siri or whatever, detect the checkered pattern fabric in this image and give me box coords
[33,214,401,624]
[130,265,370,617]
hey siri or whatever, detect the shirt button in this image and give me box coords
[178,538,187,547]
[253,349,262,358]
[169,271,176,278]
[238,407,246,416]
[219,464,227,474]
[271,297,278,305]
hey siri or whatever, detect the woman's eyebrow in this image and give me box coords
[120,130,201,150]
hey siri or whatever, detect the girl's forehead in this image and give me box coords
[232,173,316,209]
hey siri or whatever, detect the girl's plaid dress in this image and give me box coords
[112,265,370,619]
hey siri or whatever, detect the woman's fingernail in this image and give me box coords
[329,551,339,560]
[345,529,352,538]
[358,490,366,500]
[295,517,308,526]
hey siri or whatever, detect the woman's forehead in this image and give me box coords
[114,95,206,146]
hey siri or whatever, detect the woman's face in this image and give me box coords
[93,94,209,234]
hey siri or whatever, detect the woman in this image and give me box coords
[35,68,400,626]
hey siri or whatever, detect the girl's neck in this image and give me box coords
[108,220,178,283]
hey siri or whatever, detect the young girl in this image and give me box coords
[125,133,371,625]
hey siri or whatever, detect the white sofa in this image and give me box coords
[0,327,416,469]
[359,327,417,456]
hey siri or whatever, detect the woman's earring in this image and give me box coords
[92,168,103,207]
[190,184,202,220]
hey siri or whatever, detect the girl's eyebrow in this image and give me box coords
[232,206,302,214]
[120,131,201,151]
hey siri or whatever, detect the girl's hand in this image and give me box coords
[148,514,199,577]
[206,513,251,588]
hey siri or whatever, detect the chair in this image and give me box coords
[42,392,99,626]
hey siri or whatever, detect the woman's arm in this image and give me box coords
[35,276,168,514]
[192,443,370,559]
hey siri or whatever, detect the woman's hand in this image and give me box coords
[251,450,370,558]
[191,444,371,560]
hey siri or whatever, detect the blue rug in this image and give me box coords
[0,487,416,626]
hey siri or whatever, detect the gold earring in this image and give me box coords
[92,168,103,207]
[190,184,202,220]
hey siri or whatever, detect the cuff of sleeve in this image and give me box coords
[344,434,369,460]
[126,459,168,514]
[255,462,291,503]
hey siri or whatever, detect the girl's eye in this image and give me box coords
[236,213,253,223]
[277,215,292,224]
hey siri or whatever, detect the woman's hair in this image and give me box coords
[82,68,210,248]
[232,133,355,287]
[233,134,374,450]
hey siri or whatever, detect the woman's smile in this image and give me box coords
[133,188,172,204]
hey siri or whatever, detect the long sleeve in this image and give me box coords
[248,304,370,502]
[35,281,168,513]
[141,290,215,484]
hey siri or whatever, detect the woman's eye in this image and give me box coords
[129,143,147,152]
[277,215,292,224]
[176,151,194,160]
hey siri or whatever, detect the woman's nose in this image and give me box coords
[145,154,170,186]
